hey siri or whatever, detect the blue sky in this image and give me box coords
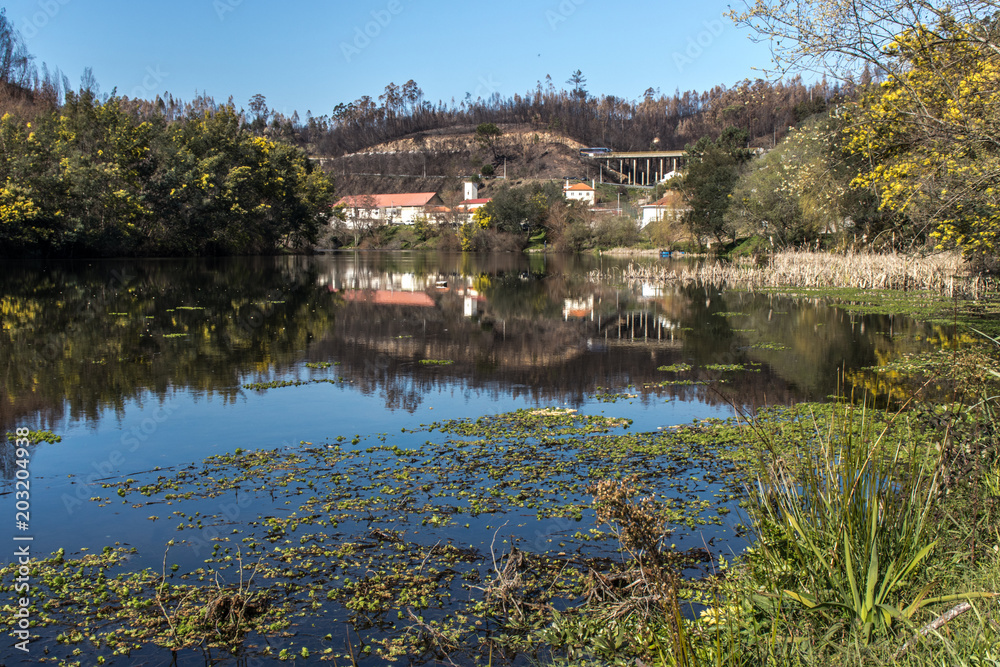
[4,0,775,118]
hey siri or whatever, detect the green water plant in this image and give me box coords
[657,363,693,373]
[743,401,987,644]
[5,429,62,444]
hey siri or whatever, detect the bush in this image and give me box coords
[593,215,641,248]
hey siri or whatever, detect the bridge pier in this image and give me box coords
[593,150,686,187]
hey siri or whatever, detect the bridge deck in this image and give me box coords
[585,150,686,159]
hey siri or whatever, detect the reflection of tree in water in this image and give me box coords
[0,257,336,432]
[319,267,953,413]
[0,440,16,487]
[0,253,951,432]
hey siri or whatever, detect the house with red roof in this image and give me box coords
[640,191,690,229]
[334,192,445,228]
[563,180,596,205]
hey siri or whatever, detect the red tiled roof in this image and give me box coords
[335,193,439,208]
[458,198,491,205]
[647,191,687,207]
[565,183,595,191]
[341,290,435,307]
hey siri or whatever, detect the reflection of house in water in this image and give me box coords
[563,295,594,320]
[300,263,837,414]
[641,283,664,299]
[342,290,435,308]
[320,267,485,318]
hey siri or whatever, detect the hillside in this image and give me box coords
[323,124,627,198]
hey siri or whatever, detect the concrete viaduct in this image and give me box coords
[584,150,686,187]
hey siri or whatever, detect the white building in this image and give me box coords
[640,191,689,229]
[563,180,596,205]
[334,192,444,228]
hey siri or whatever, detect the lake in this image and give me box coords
[0,252,957,664]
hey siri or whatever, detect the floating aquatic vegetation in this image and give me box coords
[242,378,346,391]
[175,306,205,310]
[0,545,298,659]
[704,363,761,372]
[419,359,454,365]
[593,386,640,402]
[304,361,339,369]
[163,333,188,338]
[657,363,692,372]
[749,342,788,351]
[4,429,61,444]
[32,404,912,664]
[645,379,707,387]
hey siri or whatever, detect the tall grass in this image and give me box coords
[598,250,989,297]
[743,403,952,643]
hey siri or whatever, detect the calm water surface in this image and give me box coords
[0,252,956,664]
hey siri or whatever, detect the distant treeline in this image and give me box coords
[102,76,851,160]
[290,75,853,157]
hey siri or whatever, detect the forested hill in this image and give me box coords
[39,74,848,159]
[287,75,849,157]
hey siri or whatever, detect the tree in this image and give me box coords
[677,128,753,245]
[480,181,561,236]
[844,19,1000,260]
[730,1,1000,259]
[474,122,503,162]
[0,9,34,88]
[727,113,897,248]
[248,93,269,130]
[728,0,997,81]
[566,70,587,100]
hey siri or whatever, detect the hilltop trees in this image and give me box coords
[0,9,33,89]
[297,73,845,159]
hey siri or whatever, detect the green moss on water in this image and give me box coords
[304,361,339,369]
[242,378,346,390]
[24,401,944,664]
[657,363,692,372]
[704,363,761,372]
[758,285,1000,335]
[6,429,62,444]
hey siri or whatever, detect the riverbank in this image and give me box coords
[598,249,991,298]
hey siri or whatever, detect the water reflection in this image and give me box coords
[0,252,957,435]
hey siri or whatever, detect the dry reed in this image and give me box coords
[597,250,991,298]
